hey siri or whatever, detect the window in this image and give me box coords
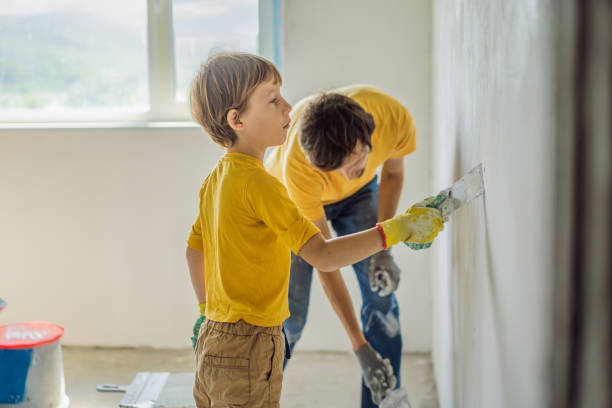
[0,1,148,121]
[173,0,258,102]
[0,0,261,123]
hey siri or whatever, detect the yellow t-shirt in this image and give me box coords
[187,153,320,327]
[265,84,416,221]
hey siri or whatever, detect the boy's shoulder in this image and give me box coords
[206,156,285,197]
[246,166,287,195]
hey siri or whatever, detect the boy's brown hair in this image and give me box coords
[190,52,282,147]
[300,93,375,171]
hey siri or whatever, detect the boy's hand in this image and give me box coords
[354,343,397,405]
[377,207,444,248]
[191,302,207,350]
[405,190,450,250]
[368,251,401,297]
[191,316,206,350]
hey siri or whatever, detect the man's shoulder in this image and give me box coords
[337,84,382,97]
[343,85,405,112]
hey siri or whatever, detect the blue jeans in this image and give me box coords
[283,176,402,408]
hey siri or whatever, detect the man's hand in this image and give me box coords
[369,251,401,297]
[354,343,396,404]
[191,302,206,350]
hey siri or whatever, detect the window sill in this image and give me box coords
[0,121,200,130]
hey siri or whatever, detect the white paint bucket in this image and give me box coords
[0,322,69,408]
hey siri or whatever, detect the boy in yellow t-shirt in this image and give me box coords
[185,53,444,408]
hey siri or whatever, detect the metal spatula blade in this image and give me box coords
[438,163,485,218]
[97,372,170,408]
[404,163,484,250]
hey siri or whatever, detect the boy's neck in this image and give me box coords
[227,141,266,162]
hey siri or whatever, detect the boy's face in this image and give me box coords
[239,78,292,148]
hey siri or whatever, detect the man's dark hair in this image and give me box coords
[300,93,375,171]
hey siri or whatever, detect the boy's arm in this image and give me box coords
[186,246,206,304]
[299,227,383,272]
[311,216,367,349]
[298,206,444,272]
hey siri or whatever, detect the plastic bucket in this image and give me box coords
[0,322,69,408]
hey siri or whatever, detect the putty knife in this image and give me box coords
[97,372,170,408]
[154,372,196,408]
[405,163,484,250]
[436,163,485,218]
[97,372,196,408]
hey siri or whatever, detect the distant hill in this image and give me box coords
[0,12,147,109]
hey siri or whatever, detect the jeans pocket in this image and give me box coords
[201,355,250,405]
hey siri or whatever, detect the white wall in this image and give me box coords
[0,0,434,351]
[0,126,217,347]
[281,0,433,352]
[432,0,556,406]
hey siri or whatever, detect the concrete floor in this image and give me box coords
[62,346,438,407]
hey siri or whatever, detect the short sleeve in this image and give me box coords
[283,160,326,221]
[246,172,320,254]
[388,107,417,158]
[187,212,204,250]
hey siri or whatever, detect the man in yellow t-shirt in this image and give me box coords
[266,84,416,408]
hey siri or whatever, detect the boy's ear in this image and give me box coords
[226,109,244,131]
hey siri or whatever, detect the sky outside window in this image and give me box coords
[0,1,148,113]
[172,0,258,102]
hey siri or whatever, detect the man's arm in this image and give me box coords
[377,157,404,222]
[370,157,405,296]
[307,216,398,405]
[186,246,206,304]
[311,216,367,349]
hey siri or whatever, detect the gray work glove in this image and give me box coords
[369,250,401,297]
[354,343,397,405]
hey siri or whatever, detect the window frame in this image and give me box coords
[0,0,277,126]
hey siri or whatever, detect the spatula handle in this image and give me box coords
[96,384,128,393]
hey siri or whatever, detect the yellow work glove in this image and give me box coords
[376,207,444,248]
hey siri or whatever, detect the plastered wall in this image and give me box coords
[431,0,557,406]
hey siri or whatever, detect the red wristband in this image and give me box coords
[353,341,369,352]
[375,223,388,250]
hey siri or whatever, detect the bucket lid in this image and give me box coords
[0,322,64,349]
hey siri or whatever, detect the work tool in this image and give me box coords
[97,371,195,408]
[406,163,485,250]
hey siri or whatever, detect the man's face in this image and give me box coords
[334,142,370,180]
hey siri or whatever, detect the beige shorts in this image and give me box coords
[193,319,285,408]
